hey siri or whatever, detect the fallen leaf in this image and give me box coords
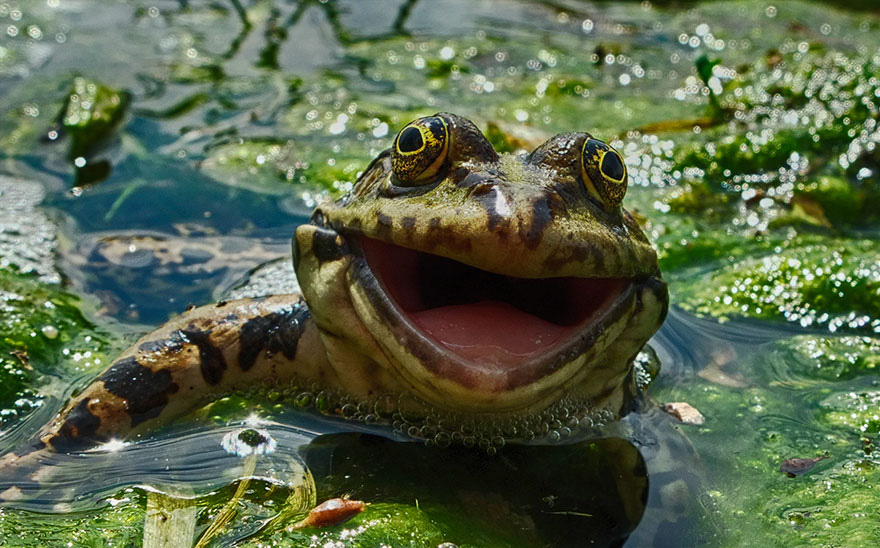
[662,402,705,425]
[292,497,366,529]
[779,455,828,477]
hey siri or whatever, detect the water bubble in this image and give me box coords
[434,432,451,448]
[315,391,338,414]
[294,392,313,408]
[341,403,358,418]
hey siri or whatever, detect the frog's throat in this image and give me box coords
[294,223,667,415]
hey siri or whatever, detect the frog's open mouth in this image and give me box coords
[359,238,630,369]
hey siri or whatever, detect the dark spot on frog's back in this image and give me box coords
[99,357,179,426]
[53,399,102,451]
[180,328,227,386]
[238,304,311,371]
[401,216,416,231]
[310,210,327,228]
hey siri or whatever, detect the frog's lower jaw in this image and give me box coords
[344,236,666,416]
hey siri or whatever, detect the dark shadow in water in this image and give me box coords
[302,403,710,548]
[304,432,649,547]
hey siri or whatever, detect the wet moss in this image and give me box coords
[0,268,109,428]
[773,335,880,381]
[653,334,880,548]
[0,489,144,547]
[674,240,880,333]
[238,502,530,548]
[794,175,879,227]
[62,77,130,161]
[820,391,880,435]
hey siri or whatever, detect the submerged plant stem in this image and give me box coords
[143,491,198,548]
[194,454,258,548]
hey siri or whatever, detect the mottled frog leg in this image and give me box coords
[38,294,331,453]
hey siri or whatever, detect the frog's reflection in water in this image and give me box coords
[305,427,702,548]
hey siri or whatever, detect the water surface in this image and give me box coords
[0,0,878,546]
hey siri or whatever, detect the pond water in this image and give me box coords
[0,0,878,546]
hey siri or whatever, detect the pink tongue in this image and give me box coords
[412,301,569,366]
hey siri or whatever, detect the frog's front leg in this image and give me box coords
[38,295,331,452]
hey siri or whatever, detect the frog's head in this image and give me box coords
[294,113,667,419]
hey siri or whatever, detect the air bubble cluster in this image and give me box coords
[242,378,618,452]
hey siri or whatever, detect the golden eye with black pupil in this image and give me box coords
[391,116,449,185]
[580,137,628,208]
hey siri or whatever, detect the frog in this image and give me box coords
[1,113,677,536]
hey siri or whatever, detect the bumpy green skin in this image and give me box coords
[0,114,667,507]
[295,112,667,415]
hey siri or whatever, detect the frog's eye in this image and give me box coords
[391,116,449,185]
[580,138,628,208]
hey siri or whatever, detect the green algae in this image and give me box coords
[821,391,880,435]
[624,44,880,334]
[0,489,145,548]
[62,77,130,161]
[772,335,880,381]
[0,267,109,429]
[674,240,880,333]
[238,502,530,548]
[653,331,880,548]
